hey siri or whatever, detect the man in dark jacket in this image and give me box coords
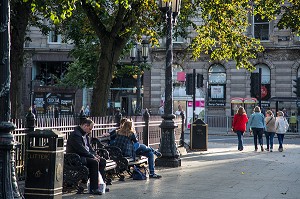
[66,118,106,195]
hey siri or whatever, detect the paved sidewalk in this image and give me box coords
[60,140,300,199]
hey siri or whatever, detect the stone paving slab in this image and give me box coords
[56,141,300,199]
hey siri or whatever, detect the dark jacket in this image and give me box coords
[66,126,96,164]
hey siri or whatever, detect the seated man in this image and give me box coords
[111,120,162,179]
[66,118,106,195]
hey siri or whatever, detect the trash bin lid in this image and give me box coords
[28,129,64,138]
[192,118,206,125]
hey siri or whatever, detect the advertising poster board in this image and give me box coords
[186,98,205,129]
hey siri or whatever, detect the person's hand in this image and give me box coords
[93,155,100,161]
[249,130,253,135]
[102,132,110,137]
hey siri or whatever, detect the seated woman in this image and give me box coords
[111,120,162,179]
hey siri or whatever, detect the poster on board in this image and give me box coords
[186,98,205,129]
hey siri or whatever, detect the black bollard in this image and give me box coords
[179,111,185,147]
[143,108,150,146]
[26,108,36,133]
[0,122,22,199]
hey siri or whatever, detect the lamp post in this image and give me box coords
[130,40,149,115]
[155,0,181,167]
[0,0,22,198]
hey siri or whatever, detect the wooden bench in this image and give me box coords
[91,137,148,179]
[63,147,117,193]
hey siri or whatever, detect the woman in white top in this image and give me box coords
[275,111,289,152]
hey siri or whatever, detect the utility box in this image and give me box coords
[190,119,208,150]
[24,129,64,199]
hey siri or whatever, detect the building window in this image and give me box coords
[48,31,61,43]
[208,64,226,106]
[253,64,270,84]
[253,15,269,41]
[251,64,271,101]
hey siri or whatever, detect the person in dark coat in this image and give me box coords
[66,118,106,195]
[54,107,59,118]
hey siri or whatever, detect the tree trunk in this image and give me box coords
[10,0,32,119]
[90,38,127,116]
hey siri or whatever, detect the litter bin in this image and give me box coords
[24,129,64,199]
[190,119,208,150]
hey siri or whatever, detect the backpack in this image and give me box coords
[132,165,147,180]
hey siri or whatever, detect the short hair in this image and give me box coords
[266,110,274,116]
[80,118,94,126]
[277,111,284,117]
[254,106,261,113]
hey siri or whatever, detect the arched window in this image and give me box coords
[208,64,226,84]
[208,64,226,106]
[253,64,270,84]
[251,64,271,101]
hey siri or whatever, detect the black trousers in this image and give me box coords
[252,127,264,149]
[86,157,106,190]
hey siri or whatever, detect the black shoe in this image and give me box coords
[149,173,162,179]
[105,188,110,192]
[90,189,102,195]
[154,150,162,158]
[261,146,264,152]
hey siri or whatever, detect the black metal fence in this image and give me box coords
[12,113,183,180]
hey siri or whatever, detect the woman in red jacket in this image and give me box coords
[232,106,249,151]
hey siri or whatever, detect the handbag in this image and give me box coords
[132,165,147,180]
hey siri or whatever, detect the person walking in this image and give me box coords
[249,106,265,152]
[264,110,276,152]
[289,112,297,133]
[275,111,289,152]
[232,106,248,151]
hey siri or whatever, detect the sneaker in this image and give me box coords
[149,173,162,179]
[154,150,162,158]
[265,148,269,151]
[279,148,283,152]
[270,149,273,152]
[255,148,258,152]
[261,146,264,152]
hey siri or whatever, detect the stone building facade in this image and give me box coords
[22,26,84,115]
[145,21,300,118]
[22,14,300,118]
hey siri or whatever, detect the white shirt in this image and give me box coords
[82,134,90,152]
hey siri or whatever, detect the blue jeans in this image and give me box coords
[252,128,264,149]
[236,131,244,150]
[264,131,275,150]
[135,144,155,175]
[277,134,285,149]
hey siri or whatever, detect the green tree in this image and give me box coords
[10,0,300,117]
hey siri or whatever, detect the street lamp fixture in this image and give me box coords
[130,40,149,115]
[155,0,181,168]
